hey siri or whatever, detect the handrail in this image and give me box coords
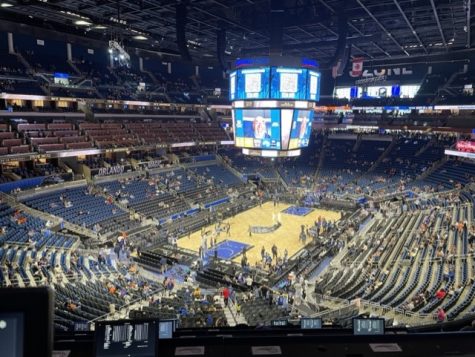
[226,299,239,326]
[311,301,358,319]
[315,293,436,325]
[88,287,163,324]
[14,179,88,200]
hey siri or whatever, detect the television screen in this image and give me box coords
[54,72,70,85]
[280,109,293,150]
[0,313,24,357]
[271,319,287,327]
[288,110,314,150]
[158,320,174,339]
[0,288,53,357]
[307,71,320,101]
[233,109,281,150]
[74,322,90,332]
[353,318,385,336]
[235,68,271,100]
[271,67,308,100]
[229,71,237,101]
[95,319,158,357]
[231,66,320,101]
[300,318,322,329]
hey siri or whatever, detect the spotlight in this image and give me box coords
[75,20,92,26]
[108,40,130,67]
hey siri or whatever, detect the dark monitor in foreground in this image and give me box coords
[300,318,322,329]
[353,318,385,336]
[0,312,24,357]
[95,319,158,357]
[0,287,53,357]
[159,320,175,339]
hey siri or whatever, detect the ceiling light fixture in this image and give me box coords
[75,20,92,26]
[1,2,13,7]
[133,35,147,40]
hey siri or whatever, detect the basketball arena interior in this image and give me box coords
[0,0,475,356]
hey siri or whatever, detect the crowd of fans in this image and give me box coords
[0,129,475,331]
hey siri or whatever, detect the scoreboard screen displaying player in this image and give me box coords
[288,110,314,150]
[233,107,314,151]
[233,109,281,150]
[270,67,308,100]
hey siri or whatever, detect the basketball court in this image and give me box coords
[204,240,251,260]
[178,201,341,266]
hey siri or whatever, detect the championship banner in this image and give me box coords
[350,57,364,77]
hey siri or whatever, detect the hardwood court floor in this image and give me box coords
[178,202,341,266]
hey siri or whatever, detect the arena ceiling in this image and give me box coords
[0,0,473,65]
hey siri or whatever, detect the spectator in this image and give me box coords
[271,244,278,261]
[435,288,447,300]
[436,308,447,323]
[206,314,214,327]
[245,275,253,288]
[223,286,230,307]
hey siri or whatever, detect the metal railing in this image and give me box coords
[311,300,358,319]
[314,294,437,325]
[88,287,164,325]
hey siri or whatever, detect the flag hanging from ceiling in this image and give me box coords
[350,57,364,77]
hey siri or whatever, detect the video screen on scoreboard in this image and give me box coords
[229,71,237,101]
[235,68,270,100]
[233,109,281,149]
[307,70,320,101]
[280,109,293,150]
[288,110,314,150]
[270,67,308,100]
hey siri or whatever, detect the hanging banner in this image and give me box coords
[350,57,364,77]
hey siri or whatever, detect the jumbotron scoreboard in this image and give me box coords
[229,57,321,157]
